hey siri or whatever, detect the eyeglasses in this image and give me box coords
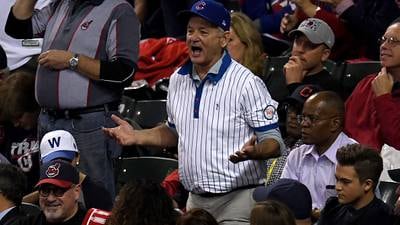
[379,36,400,46]
[38,185,72,197]
[297,114,337,125]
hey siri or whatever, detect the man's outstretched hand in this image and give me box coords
[103,115,137,146]
[229,136,257,163]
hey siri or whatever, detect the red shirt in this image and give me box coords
[345,74,400,150]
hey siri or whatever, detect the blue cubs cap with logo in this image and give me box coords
[35,160,79,188]
[179,0,230,31]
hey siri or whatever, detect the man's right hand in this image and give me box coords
[284,56,306,84]
[103,115,137,146]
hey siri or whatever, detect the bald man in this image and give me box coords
[281,91,357,212]
[345,20,400,151]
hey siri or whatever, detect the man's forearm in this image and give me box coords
[254,138,281,160]
[137,124,178,148]
[76,54,101,80]
[12,0,36,19]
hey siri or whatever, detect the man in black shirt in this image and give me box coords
[318,144,395,225]
[35,160,87,225]
[284,18,339,95]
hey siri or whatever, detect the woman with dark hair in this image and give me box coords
[177,208,218,225]
[251,200,296,225]
[106,180,179,225]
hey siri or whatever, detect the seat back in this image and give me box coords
[130,100,167,129]
[119,95,136,118]
[340,61,381,99]
[379,181,399,209]
[262,56,289,102]
[116,156,178,192]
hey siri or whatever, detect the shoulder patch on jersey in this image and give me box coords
[264,105,276,120]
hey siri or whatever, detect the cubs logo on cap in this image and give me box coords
[179,0,231,31]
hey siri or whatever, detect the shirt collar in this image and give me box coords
[177,51,232,84]
[0,206,16,221]
[304,133,345,163]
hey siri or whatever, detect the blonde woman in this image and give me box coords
[227,12,266,76]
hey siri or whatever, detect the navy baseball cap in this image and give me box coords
[36,160,79,188]
[284,84,322,106]
[179,0,230,31]
[253,179,312,220]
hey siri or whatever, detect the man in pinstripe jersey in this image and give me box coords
[104,1,284,224]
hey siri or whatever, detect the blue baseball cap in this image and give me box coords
[179,0,230,31]
[253,179,312,220]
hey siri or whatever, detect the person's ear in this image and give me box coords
[363,179,374,192]
[73,184,81,201]
[330,116,341,132]
[321,47,331,62]
[220,30,230,48]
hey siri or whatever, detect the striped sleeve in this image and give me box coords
[241,75,279,130]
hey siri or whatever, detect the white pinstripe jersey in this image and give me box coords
[167,53,279,194]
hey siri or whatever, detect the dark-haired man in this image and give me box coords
[319,143,395,225]
[0,164,30,225]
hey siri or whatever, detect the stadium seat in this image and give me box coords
[262,56,290,102]
[339,61,381,99]
[115,156,178,191]
[379,181,399,209]
[119,95,136,118]
[130,100,167,129]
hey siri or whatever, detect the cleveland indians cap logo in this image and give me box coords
[46,163,60,178]
[81,20,93,30]
[299,86,314,98]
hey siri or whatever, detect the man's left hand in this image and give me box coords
[229,136,257,163]
[38,50,73,70]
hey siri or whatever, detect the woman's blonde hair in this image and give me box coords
[230,12,265,76]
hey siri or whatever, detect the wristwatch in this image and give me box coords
[69,53,79,71]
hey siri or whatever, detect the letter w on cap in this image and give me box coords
[48,137,61,148]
